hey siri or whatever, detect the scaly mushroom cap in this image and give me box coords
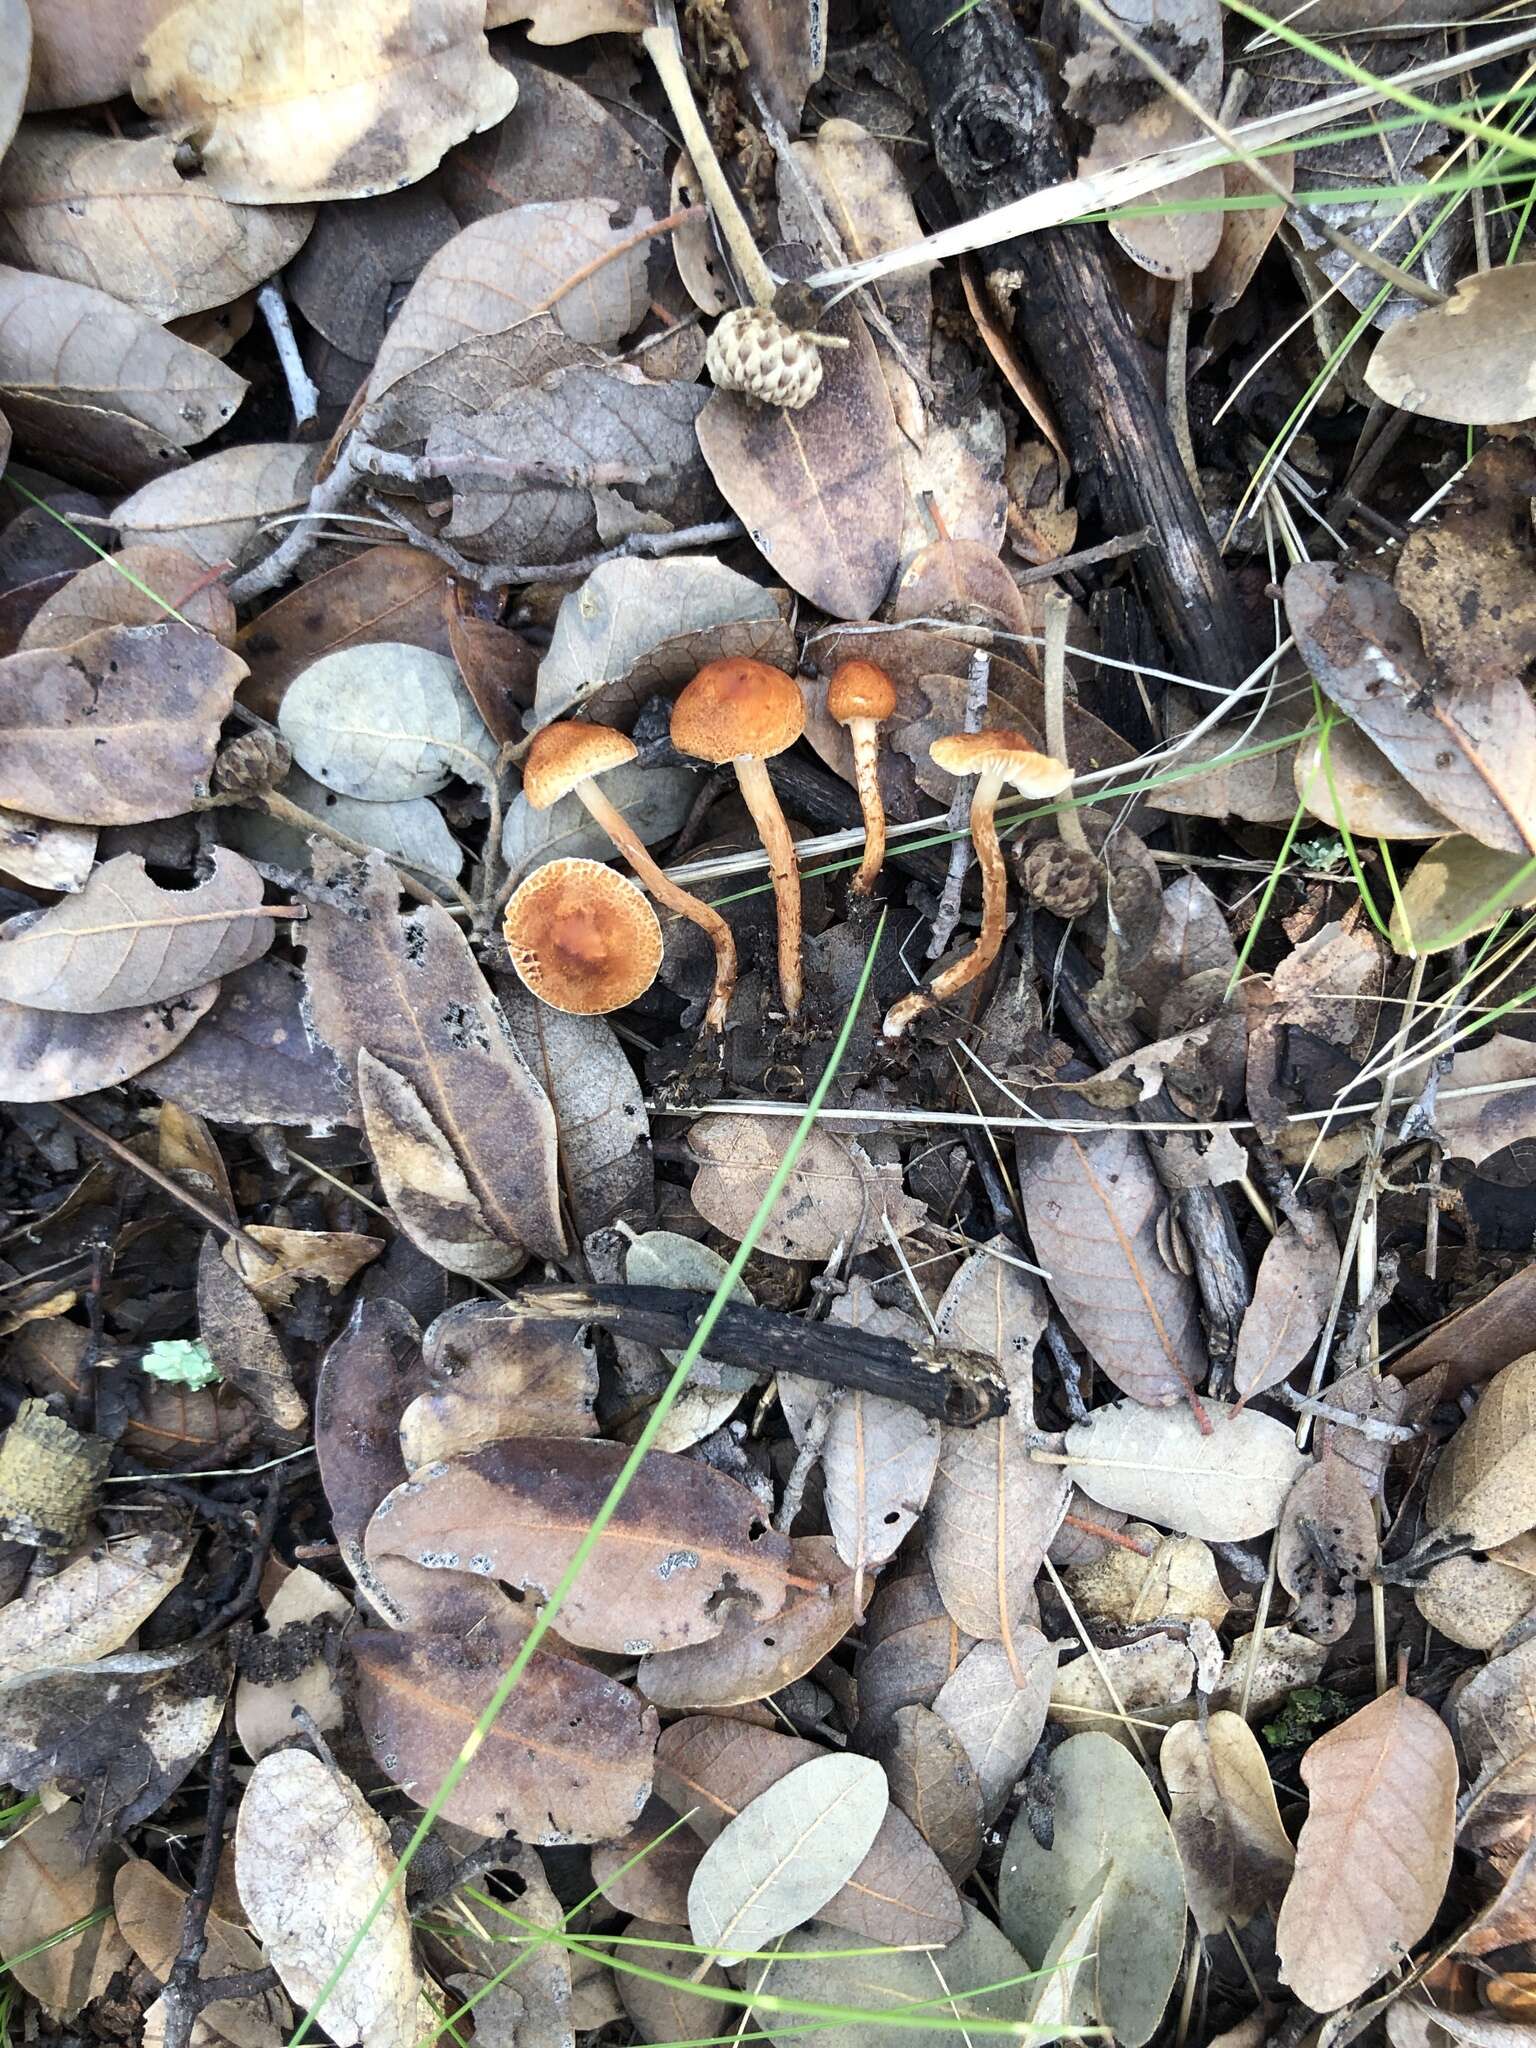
[930,728,1074,797]
[827,658,897,726]
[503,857,662,1015]
[522,722,638,810]
[670,658,805,765]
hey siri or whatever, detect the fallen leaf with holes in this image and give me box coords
[687,1751,889,1961]
[1276,1453,1377,1643]
[301,845,565,1266]
[934,1632,1057,1821]
[1287,562,1536,858]
[0,1799,128,2016]
[113,442,321,570]
[234,1565,350,1762]
[687,1115,924,1260]
[933,1241,1050,1421]
[197,1234,305,1436]
[1064,1398,1309,1541]
[353,1617,657,1843]
[1233,1220,1340,1402]
[1001,1731,1187,2048]
[0,849,277,1013]
[1426,1350,1536,1550]
[1397,442,1536,695]
[1048,1631,1196,1740]
[1276,1686,1457,2010]
[133,0,517,205]
[0,1529,190,1686]
[927,1418,1066,1669]
[235,1748,426,2048]
[877,1704,985,1878]
[1365,263,1536,425]
[366,1436,790,1655]
[115,1857,289,2047]
[0,622,245,825]
[0,807,95,893]
[1162,1711,1294,1933]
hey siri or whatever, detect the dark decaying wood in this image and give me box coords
[885,0,1254,694]
[507,1285,1009,1424]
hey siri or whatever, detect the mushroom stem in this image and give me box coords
[883,765,1007,1038]
[1042,591,1090,858]
[575,779,738,1032]
[846,718,887,897]
[733,754,803,1019]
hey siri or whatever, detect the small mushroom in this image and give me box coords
[522,721,739,1032]
[883,729,1073,1040]
[503,857,663,1017]
[826,659,897,898]
[670,658,807,1020]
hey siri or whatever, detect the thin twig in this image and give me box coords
[256,278,319,431]
[226,443,361,605]
[48,1104,279,1262]
[1011,525,1154,583]
[368,495,745,592]
[926,648,991,961]
[158,1716,234,2048]
[1042,590,1091,857]
[1166,275,1200,496]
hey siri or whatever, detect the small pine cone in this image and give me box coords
[706,306,825,411]
[1020,837,1101,918]
[215,728,292,796]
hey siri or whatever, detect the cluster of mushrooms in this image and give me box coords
[501,656,1074,1041]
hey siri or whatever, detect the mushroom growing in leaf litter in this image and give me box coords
[670,658,807,1020]
[522,721,739,1033]
[827,659,898,898]
[883,729,1073,1040]
[503,857,663,1017]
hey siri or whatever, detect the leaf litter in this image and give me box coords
[1,4,1536,2046]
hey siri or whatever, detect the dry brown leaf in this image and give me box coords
[687,1115,924,1260]
[877,1704,985,1879]
[301,845,565,1266]
[1049,1631,1196,1738]
[784,119,930,374]
[637,1534,860,1710]
[0,128,312,321]
[1018,1108,1204,1407]
[933,1632,1057,1820]
[1389,835,1536,957]
[115,1858,287,2047]
[1457,1635,1536,1786]
[1146,700,1309,826]
[353,1619,658,1844]
[614,1919,729,2048]
[1276,1453,1377,1643]
[1234,1220,1341,1402]
[444,54,664,228]
[1247,916,1385,1139]
[1365,263,1536,426]
[1397,442,1536,696]
[1429,1034,1536,1166]
[286,187,458,361]
[20,544,237,650]
[0,620,246,825]
[1415,1548,1536,1653]
[401,1312,596,1471]
[134,0,518,205]
[1276,1686,1458,2011]
[234,1565,350,1763]
[933,1240,1049,1423]
[1065,1522,1230,1629]
[314,1296,427,1616]
[0,849,276,1012]
[1162,1711,1295,1934]
[854,1563,974,1751]
[1201,157,1294,312]
[222,1226,382,1309]
[235,1748,425,2048]
[1427,1351,1536,1549]
[0,979,218,1099]
[503,992,653,1240]
[366,1436,792,1656]
[114,442,321,570]
[0,1801,128,2016]
[141,955,353,1131]
[1295,721,1453,841]
[1064,1398,1309,1541]
[0,807,95,893]
[590,1801,703,1924]
[197,1233,306,1436]
[0,1530,190,1686]
[25,0,172,109]
[926,1419,1068,1667]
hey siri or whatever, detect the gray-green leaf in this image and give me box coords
[1063,1397,1308,1542]
[501,759,697,885]
[278,643,498,800]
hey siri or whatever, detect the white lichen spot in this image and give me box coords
[657,1549,699,1579]
[623,1639,653,1655]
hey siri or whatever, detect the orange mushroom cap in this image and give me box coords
[503,857,662,1015]
[522,722,638,811]
[929,728,1073,796]
[670,658,805,765]
[827,658,897,725]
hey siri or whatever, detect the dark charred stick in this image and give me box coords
[190,1475,284,1643]
[508,1285,1008,1424]
[187,1969,281,2013]
[158,1717,233,2048]
[766,756,953,889]
[885,0,1253,692]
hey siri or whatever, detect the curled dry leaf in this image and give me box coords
[20,543,237,650]
[933,1632,1057,1821]
[1162,1711,1295,1934]
[0,1529,190,1686]
[353,1618,658,1844]
[1233,1219,1341,1402]
[134,0,517,205]
[234,1564,350,1762]
[115,1858,288,2047]
[687,1115,924,1260]
[1365,263,1536,426]
[1276,1686,1458,2011]
[686,1752,889,1961]
[1001,1731,1187,2048]
[1276,1453,1378,1643]
[222,1226,382,1309]
[0,849,277,1013]
[198,1234,306,1436]
[114,442,321,570]
[1426,1351,1536,1550]
[235,1748,425,2048]
[278,644,498,802]
[1065,1397,1309,1542]
[1065,1521,1229,1629]
[366,1436,791,1655]
[1018,1109,1203,1408]
[0,1799,128,2017]
[927,1424,1065,1676]
[0,621,246,825]
[301,845,565,1265]
[638,1534,859,1710]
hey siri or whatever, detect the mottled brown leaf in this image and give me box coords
[197,1233,305,1435]
[0,1800,128,2017]
[926,1418,1067,1663]
[1162,1711,1294,1934]
[876,1704,985,1879]
[1276,1454,1377,1643]
[114,1859,287,2045]
[20,544,237,650]
[401,1311,595,1470]
[0,1529,190,1685]
[1233,1220,1340,1401]
[0,981,217,1101]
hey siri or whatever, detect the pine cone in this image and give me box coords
[1020,837,1101,918]
[215,728,292,796]
[706,306,825,411]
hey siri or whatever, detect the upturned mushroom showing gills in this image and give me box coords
[503,857,663,1017]
[883,729,1073,1040]
[522,721,739,1032]
[670,658,807,1020]
[826,658,897,897]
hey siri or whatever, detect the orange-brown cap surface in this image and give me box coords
[522,722,638,810]
[827,659,897,725]
[930,728,1073,797]
[670,659,805,765]
[503,857,662,1015]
